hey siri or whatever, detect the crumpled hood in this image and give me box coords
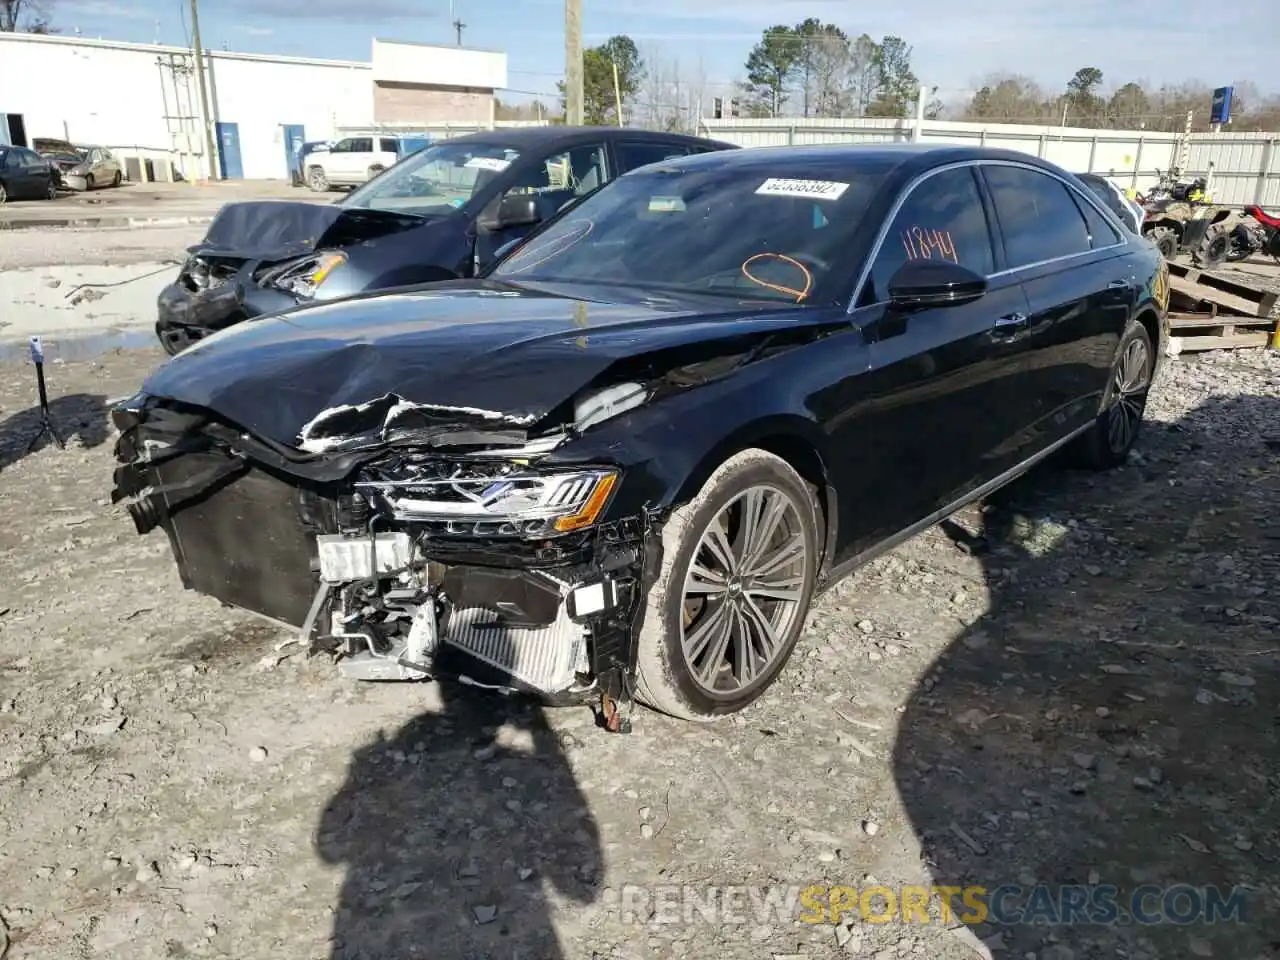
[192,200,428,261]
[135,279,815,451]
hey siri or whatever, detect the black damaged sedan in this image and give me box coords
[111,144,1169,730]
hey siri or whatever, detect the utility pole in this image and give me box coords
[188,0,218,180]
[448,1,465,45]
[564,0,583,126]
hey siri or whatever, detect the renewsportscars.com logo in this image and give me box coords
[606,883,1250,928]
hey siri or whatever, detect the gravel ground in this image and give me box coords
[0,340,1278,960]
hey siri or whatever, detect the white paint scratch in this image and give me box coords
[295,392,539,454]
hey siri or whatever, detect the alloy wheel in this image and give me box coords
[1107,338,1151,455]
[679,485,808,697]
[0,183,7,205]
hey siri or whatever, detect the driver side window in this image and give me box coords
[867,166,995,304]
[498,144,609,216]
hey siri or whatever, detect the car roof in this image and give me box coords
[632,142,1079,181]
[445,125,738,152]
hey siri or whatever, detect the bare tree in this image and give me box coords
[805,24,851,117]
[844,34,881,117]
[1,0,53,31]
[638,44,684,131]
[963,72,1049,121]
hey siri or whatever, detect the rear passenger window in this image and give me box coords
[868,166,995,302]
[1073,192,1123,247]
[380,138,398,154]
[984,165,1092,267]
[616,142,690,172]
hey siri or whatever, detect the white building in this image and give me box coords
[0,33,508,181]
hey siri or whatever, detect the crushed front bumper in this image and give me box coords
[111,415,662,730]
[155,275,298,356]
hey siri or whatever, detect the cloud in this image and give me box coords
[60,0,154,20]
[224,0,438,22]
[233,25,274,36]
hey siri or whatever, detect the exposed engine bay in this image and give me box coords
[110,398,665,734]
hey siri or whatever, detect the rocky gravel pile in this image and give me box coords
[0,345,1276,960]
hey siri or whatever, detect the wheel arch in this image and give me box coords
[671,415,836,568]
[1144,217,1183,236]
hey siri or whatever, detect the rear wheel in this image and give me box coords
[634,449,819,721]
[111,170,122,187]
[45,177,58,200]
[308,166,329,192]
[1074,320,1154,470]
[367,164,385,180]
[0,182,7,205]
[1147,225,1178,259]
[84,173,95,190]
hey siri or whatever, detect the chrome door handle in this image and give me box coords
[993,312,1028,334]
[1107,280,1130,289]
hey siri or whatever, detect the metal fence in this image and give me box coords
[698,117,1280,207]
[334,120,549,140]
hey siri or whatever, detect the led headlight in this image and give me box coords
[261,251,347,299]
[355,467,618,538]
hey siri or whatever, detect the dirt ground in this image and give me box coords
[0,334,1278,959]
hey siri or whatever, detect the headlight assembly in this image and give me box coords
[355,466,619,538]
[261,251,347,299]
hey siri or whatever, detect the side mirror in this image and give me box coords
[887,260,987,310]
[485,194,541,231]
[492,236,523,261]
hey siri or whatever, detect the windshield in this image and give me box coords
[491,164,885,303]
[342,140,521,217]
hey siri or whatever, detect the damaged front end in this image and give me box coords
[110,394,663,733]
[155,201,423,356]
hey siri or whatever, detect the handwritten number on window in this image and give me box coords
[900,226,958,264]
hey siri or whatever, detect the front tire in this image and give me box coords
[1074,320,1155,470]
[634,449,819,721]
[84,173,95,191]
[111,170,122,187]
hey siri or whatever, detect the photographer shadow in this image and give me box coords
[317,679,602,960]
[0,392,110,473]
[897,394,1280,957]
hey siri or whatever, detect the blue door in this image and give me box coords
[398,135,430,159]
[281,124,305,179]
[215,122,243,179]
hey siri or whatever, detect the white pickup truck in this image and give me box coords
[306,136,400,192]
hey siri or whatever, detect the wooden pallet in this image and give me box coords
[1167,308,1276,353]
[1166,261,1280,320]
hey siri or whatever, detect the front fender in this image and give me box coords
[542,347,838,522]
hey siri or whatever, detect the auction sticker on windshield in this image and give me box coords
[755,178,850,200]
[466,157,511,171]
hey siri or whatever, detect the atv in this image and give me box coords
[1137,172,1238,266]
[1211,205,1280,266]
